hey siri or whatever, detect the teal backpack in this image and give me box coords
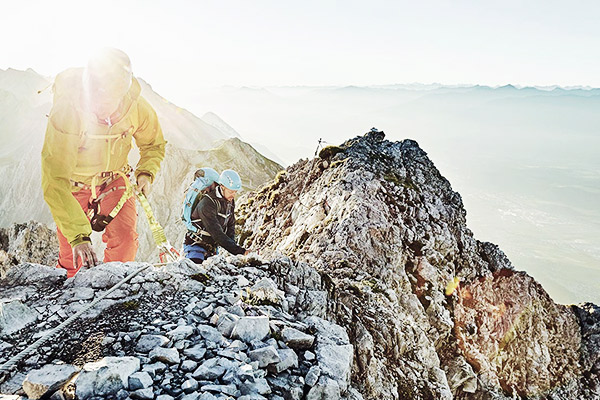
[182,167,220,232]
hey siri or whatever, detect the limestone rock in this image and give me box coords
[3,263,65,286]
[270,348,298,374]
[0,300,38,336]
[232,316,270,343]
[135,334,170,353]
[128,371,153,390]
[75,357,140,398]
[149,347,180,365]
[248,278,285,305]
[22,364,79,400]
[281,327,314,349]
[249,345,280,367]
[306,376,341,400]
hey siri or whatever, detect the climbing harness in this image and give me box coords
[72,165,178,263]
[85,169,134,232]
[0,261,169,380]
[137,191,180,263]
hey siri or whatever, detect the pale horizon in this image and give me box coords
[2,0,600,112]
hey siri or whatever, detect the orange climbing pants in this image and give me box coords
[56,177,138,277]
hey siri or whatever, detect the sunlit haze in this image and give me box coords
[2,0,600,111]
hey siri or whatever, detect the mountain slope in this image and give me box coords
[138,79,229,149]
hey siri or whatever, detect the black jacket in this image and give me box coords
[188,186,245,255]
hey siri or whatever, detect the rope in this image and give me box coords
[136,192,180,263]
[0,261,168,380]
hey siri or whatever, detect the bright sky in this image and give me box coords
[1,0,599,107]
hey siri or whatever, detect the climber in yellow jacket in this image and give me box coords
[41,48,166,277]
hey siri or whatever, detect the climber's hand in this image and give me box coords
[73,242,98,269]
[136,173,152,196]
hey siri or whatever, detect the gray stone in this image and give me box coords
[227,304,246,317]
[181,359,198,372]
[238,395,268,400]
[198,304,214,318]
[22,364,79,399]
[304,350,316,361]
[105,289,127,299]
[296,290,328,318]
[304,316,349,345]
[270,348,298,373]
[217,349,248,362]
[156,395,175,400]
[75,356,140,398]
[237,275,250,287]
[149,347,180,364]
[232,316,270,342]
[227,339,248,352]
[61,287,95,302]
[142,361,167,377]
[182,378,199,393]
[128,371,153,390]
[201,383,239,396]
[183,344,207,361]
[0,371,26,395]
[248,278,285,305]
[306,376,341,400]
[131,387,154,400]
[5,263,65,286]
[197,324,227,344]
[316,344,353,392]
[136,334,170,353]
[192,358,226,380]
[239,377,271,396]
[166,325,194,341]
[71,263,129,289]
[305,365,321,387]
[216,313,239,337]
[249,345,280,367]
[115,389,130,400]
[0,300,38,336]
[281,327,315,349]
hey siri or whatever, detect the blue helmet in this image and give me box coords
[218,169,242,191]
[196,167,220,184]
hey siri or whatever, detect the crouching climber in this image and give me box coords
[183,169,249,263]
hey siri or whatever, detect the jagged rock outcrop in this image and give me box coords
[236,130,600,399]
[0,221,57,278]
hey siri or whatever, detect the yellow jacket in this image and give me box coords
[41,68,166,246]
